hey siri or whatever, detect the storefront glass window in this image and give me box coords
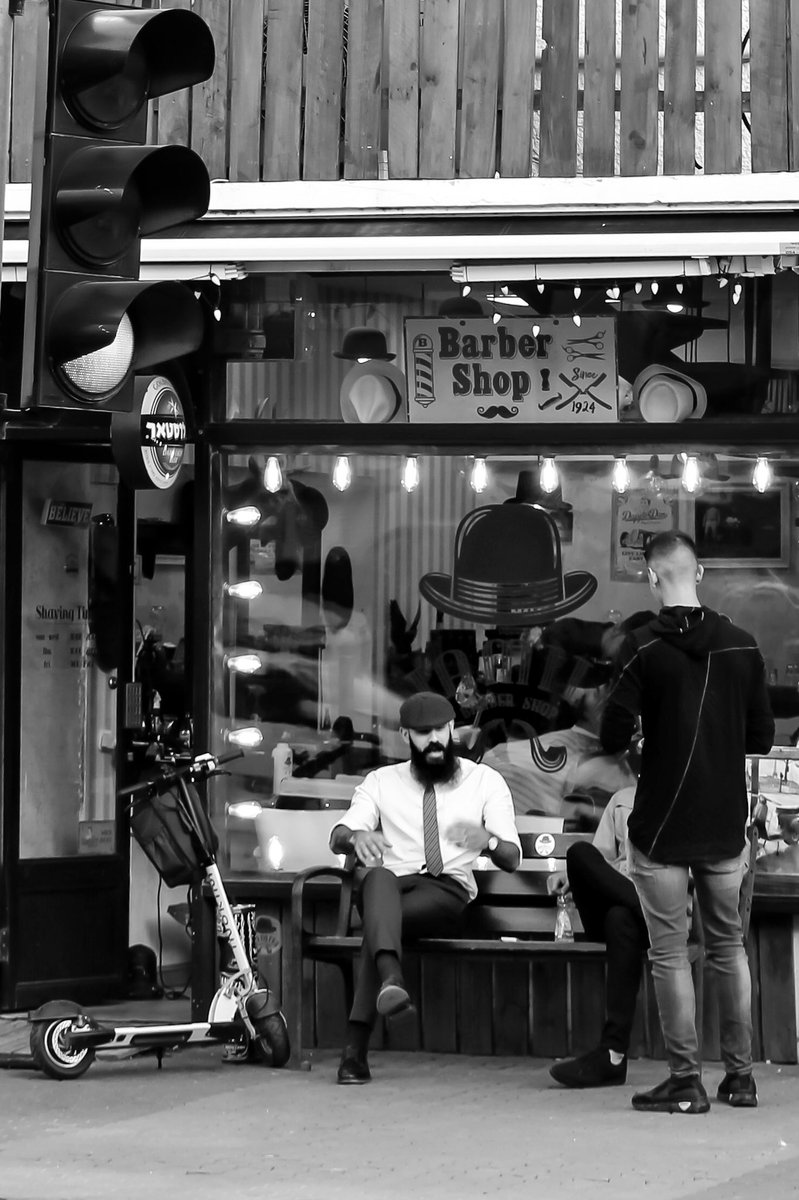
[211,447,799,876]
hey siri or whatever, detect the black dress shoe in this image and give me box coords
[337,1055,371,1084]
[376,976,411,1016]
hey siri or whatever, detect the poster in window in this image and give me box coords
[611,489,679,582]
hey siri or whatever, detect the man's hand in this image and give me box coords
[546,870,571,896]
[351,830,392,868]
[447,821,490,852]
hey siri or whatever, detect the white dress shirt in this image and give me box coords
[334,758,521,899]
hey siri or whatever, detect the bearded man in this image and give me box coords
[329,690,521,1084]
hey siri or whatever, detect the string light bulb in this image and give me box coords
[539,457,559,494]
[492,311,501,324]
[224,580,263,601]
[226,727,264,748]
[532,324,541,338]
[263,456,283,493]
[332,455,352,491]
[680,454,702,493]
[537,283,545,294]
[634,281,643,294]
[225,505,260,527]
[401,456,420,493]
[470,457,488,493]
[573,284,582,299]
[733,281,743,305]
[461,283,471,297]
[753,457,772,493]
[651,280,659,295]
[226,653,263,674]
[572,313,582,327]
[611,457,631,494]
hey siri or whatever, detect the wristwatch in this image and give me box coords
[486,835,499,854]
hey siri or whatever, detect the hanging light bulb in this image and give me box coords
[226,726,264,749]
[611,457,631,494]
[225,580,263,601]
[573,284,582,299]
[532,324,541,338]
[470,457,488,493]
[537,282,545,294]
[651,280,659,295]
[718,276,729,288]
[492,311,502,325]
[332,455,352,491]
[401,456,420,493]
[572,313,582,327]
[645,454,664,493]
[676,282,684,294]
[225,505,260,527]
[753,457,772,493]
[634,281,643,294]
[266,836,285,870]
[461,283,472,297]
[539,457,559,494]
[226,653,263,674]
[263,456,283,493]
[733,281,743,305]
[680,454,702,493]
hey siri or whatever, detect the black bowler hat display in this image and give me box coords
[419,504,597,626]
[333,327,396,361]
[505,467,573,512]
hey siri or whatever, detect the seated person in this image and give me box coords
[329,690,521,1085]
[548,786,648,1087]
[482,682,635,824]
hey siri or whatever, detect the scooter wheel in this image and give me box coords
[30,1018,96,1080]
[251,1012,291,1069]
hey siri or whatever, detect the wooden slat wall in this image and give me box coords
[344,0,383,179]
[750,0,790,173]
[662,0,697,176]
[538,0,579,177]
[7,1,799,184]
[499,0,536,178]
[582,0,616,178]
[457,0,501,179]
[418,0,459,178]
[262,0,304,182]
[303,0,346,181]
[704,0,743,175]
[619,0,659,176]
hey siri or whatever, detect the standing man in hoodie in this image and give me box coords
[601,531,774,1115]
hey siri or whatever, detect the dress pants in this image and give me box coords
[566,841,649,1054]
[349,866,470,1025]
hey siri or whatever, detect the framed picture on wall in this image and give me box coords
[691,483,791,569]
[610,488,680,582]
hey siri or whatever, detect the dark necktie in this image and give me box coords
[422,784,444,877]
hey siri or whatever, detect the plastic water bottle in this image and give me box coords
[271,741,293,793]
[554,894,574,942]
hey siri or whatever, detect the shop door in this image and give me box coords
[1,457,133,1009]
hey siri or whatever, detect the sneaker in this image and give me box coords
[550,1047,627,1088]
[632,1074,710,1114]
[717,1071,758,1108]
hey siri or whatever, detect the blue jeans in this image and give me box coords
[628,843,752,1078]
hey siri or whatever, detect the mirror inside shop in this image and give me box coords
[209,267,799,876]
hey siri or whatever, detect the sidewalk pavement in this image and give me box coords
[1,999,798,1200]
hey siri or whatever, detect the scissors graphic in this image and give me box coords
[563,332,606,361]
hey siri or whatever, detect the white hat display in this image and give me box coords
[339,361,406,423]
[632,364,708,423]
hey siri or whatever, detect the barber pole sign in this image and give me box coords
[404,317,618,423]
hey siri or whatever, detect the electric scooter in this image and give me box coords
[27,749,290,1080]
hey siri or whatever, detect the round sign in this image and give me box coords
[534,832,556,857]
[111,375,189,489]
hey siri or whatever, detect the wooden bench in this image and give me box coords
[285,826,760,1068]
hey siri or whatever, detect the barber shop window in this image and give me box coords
[209,446,799,873]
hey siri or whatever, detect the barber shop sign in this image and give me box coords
[404,317,617,424]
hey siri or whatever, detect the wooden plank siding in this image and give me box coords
[7,0,799,184]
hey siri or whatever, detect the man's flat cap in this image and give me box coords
[399,691,456,731]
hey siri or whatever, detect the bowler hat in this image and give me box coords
[419,504,597,626]
[334,327,396,361]
[399,691,456,731]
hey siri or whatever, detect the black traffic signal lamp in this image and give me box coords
[21,0,215,413]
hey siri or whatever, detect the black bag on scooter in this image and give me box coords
[130,782,218,888]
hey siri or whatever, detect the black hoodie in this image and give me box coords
[600,606,774,863]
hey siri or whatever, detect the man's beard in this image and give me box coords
[409,735,460,786]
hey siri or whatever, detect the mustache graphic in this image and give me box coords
[476,405,519,420]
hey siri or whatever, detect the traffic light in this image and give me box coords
[21,0,215,413]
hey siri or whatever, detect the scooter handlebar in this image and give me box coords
[118,748,244,800]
